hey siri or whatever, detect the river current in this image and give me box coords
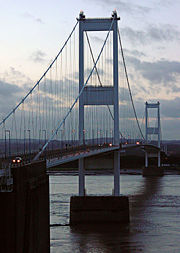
[50,172,180,253]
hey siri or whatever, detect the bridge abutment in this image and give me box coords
[142,166,164,177]
[0,161,50,253]
[70,196,129,225]
[71,150,129,225]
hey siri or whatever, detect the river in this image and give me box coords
[50,172,180,253]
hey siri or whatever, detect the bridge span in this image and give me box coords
[0,10,164,253]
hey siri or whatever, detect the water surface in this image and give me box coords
[50,173,180,253]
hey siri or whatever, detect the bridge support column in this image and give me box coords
[158,151,160,168]
[145,152,148,167]
[143,101,163,177]
[143,151,163,176]
[142,166,164,177]
[79,158,85,196]
[70,11,129,226]
[0,161,50,253]
[114,151,120,196]
[70,196,129,225]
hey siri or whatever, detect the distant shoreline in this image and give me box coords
[47,167,180,176]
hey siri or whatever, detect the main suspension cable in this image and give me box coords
[118,28,145,140]
[0,21,79,127]
[33,17,115,160]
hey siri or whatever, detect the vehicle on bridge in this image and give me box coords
[12,157,22,164]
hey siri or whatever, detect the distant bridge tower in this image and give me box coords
[145,102,161,167]
[78,10,120,196]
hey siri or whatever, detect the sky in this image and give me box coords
[0,0,180,140]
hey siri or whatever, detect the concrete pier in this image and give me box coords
[0,161,50,253]
[142,166,164,177]
[70,196,129,225]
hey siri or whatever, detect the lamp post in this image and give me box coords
[39,129,41,149]
[27,129,31,161]
[5,130,11,159]
[51,130,54,150]
[60,129,63,149]
[42,130,46,159]
[83,129,85,146]
[24,129,26,156]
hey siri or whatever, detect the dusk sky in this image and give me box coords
[0,0,180,139]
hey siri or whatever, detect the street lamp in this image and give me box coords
[24,129,26,156]
[42,130,46,159]
[27,130,31,160]
[5,130,11,159]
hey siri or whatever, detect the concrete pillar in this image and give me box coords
[78,14,85,197]
[0,161,50,253]
[79,158,85,196]
[142,166,164,177]
[145,152,148,168]
[79,15,84,145]
[157,102,161,167]
[158,151,161,167]
[114,151,120,196]
[70,196,129,225]
[113,15,119,146]
[145,102,148,143]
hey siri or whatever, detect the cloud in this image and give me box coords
[161,118,180,140]
[123,49,146,57]
[1,67,33,88]
[135,97,180,120]
[22,12,44,24]
[157,0,179,7]
[121,24,180,45]
[39,78,79,105]
[119,87,131,102]
[35,18,44,24]
[0,80,24,115]
[126,56,180,85]
[132,96,180,139]
[89,35,104,44]
[0,80,23,96]
[30,50,47,63]
[160,97,180,118]
[87,0,151,14]
[74,68,105,81]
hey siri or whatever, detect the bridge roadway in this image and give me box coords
[46,143,160,168]
[0,142,160,172]
[46,144,119,168]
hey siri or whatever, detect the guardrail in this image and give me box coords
[0,166,13,192]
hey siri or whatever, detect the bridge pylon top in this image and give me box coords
[145,101,160,108]
[77,10,120,21]
[78,10,120,146]
[145,101,161,147]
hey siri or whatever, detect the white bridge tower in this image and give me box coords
[145,101,161,168]
[78,11,120,196]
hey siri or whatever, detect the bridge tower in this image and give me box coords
[143,102,163,176]
[70,11,129,226]
[78,11,120,196]
[145,102,161,167]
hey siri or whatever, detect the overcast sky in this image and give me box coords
[0,0,180,140]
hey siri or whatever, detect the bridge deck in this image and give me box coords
[47,146,119,168]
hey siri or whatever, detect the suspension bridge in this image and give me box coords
[0,10,162,191]
[0,11,165,252]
